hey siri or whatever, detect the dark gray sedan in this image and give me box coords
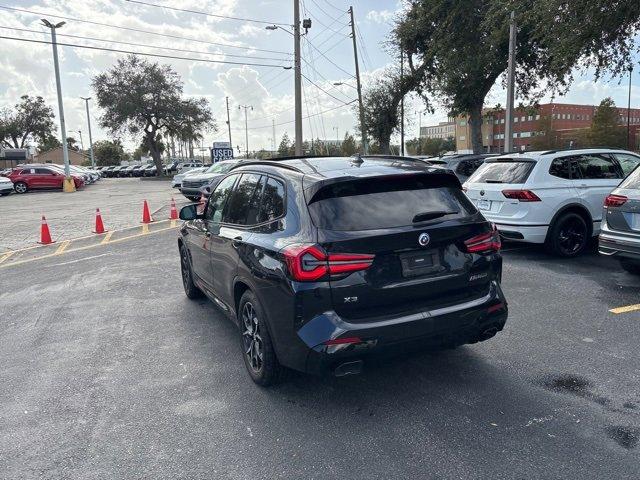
[180,160,241,201]
[599,165,640,274]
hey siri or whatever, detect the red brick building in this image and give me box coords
[455,102,640,153]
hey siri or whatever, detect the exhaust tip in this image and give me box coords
[334,360,363,377]
[478,326,499,341]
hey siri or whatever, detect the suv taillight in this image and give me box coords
[502,189,541,202]
[282,244,374,282]
[464,225,501,254]
[604,194,627,207]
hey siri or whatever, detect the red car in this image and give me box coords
[8,166,84,193]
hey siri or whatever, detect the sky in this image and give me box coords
[1,0,639,156]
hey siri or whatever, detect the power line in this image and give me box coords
[0,5,291,55]
[123,0,290,26]
[301,73,355,105]
[0,26,291,62]
[305,36,354,78]
[320,0,346,13]
[232,100,356,130]
[308,0,346,24]
[0,35,289,68]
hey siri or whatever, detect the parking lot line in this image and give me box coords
[142,224,150,235]
[55,241,71,255]
[609,304,640,315]
[100,231,114,245]
[0,251,15,264]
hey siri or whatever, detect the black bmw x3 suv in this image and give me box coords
[178,155,508,385]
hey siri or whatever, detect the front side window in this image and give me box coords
[223,173,263,225]
[613,153,640,177]
[575,154,621,180]
[205,174,238,224]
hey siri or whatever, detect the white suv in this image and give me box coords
[463,148,640,257]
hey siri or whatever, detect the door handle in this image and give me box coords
[231,236,242,248]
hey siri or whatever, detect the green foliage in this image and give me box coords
[361,73,402,154]
[277,133,293,156]
[406,136,455,156]
[530,115,561,150]
[341,132,357,156]
[66,137,79,151]
[1,95,56,148]
[588,97,627,148]
[37,134,61,153]
[92,55,216,174]
[93,139,126,166]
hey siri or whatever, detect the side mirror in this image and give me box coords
[179,204,201,220]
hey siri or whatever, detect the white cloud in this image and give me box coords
[366,10,394,24]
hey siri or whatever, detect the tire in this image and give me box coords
[179,243,204,299]
[14,182,27,194]
[238,290,283,386]
[546,212,588,257]
[620,259,640,275]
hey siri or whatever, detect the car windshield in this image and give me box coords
[205,162,235,174]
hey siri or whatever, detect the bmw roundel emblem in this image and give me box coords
[418,232,430,247]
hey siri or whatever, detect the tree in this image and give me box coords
[66,137,79,151]
[277,133,293,156]
[406,137,452,156]
[588,98,627,148]
[341,132,357,156]
[37,134,61,153]
[92,55,216,175]
[361,73,402,153]
[93,139,126,166]
[0,95,56,148]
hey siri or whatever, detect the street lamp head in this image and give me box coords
[55,21,66,28]
[333,82,343,86]
[282,66,293,70]
[80,96,92,101]
[265,25,278,30]
[41,19,65,29]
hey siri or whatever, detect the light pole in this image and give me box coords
[80,96,95,167]
[42,18,74,192]
[239,105,253,158]
[75,130,85,154]
[627,66,633,150]
[504,11,517,153]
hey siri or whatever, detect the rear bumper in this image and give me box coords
[297,281,508,375]
[599,229,640,261]
[491,222,548,244]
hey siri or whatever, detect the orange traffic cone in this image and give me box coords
[169,198,178,220]
[39,215,54,245]
[93,208,107,234]
[141,200,153,224]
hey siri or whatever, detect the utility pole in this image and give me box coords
[294,0,303,155]
[80,97,95,167]
[76,130,84,153]
[504,11,516,153]
[400,46,405,156]
[272,118,276,154]
[349,6,367,154]
[627,66,633,150]
[239,105,253,158]
[225,96,232,146]
[42,19,74,192]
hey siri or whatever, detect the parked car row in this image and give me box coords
[0,163,101,194]
[98,164,158,177]
[178,160,242,201]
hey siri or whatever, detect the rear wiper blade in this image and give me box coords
[412,210,458,223]
[485,179,504,183]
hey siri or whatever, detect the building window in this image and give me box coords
[459,135,466,141]
[500,118,505,124]
[514,117,519,122]
[521,116,526,122]
[535,114,540,120]
[459,120,466,126]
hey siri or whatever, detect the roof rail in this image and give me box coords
[540,146,627,156]
[229,160,304,173]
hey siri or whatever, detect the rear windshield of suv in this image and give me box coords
[307,175,476,231]
[467,160,535,184]
[619,164,640,189]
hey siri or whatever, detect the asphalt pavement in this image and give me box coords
[0,231,638,479]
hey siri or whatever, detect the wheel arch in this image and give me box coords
[546,203,594,242]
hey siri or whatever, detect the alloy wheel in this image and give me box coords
[15,183,26,193]
[180,247,191,288]
[242,302,263,373]
[557,218,586,255]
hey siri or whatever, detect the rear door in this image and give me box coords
[307,173,494,321]
[572,153,623,226]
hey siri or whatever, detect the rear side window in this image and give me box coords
[619,164,640,189]
[467,160,534,184]
[205,174,237,224]
[455,159,483,177]
[575,154,621,179]
[223,173,263,225]
[549,158,572,179]
[308,176,475,231]
[258,177,285,223]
